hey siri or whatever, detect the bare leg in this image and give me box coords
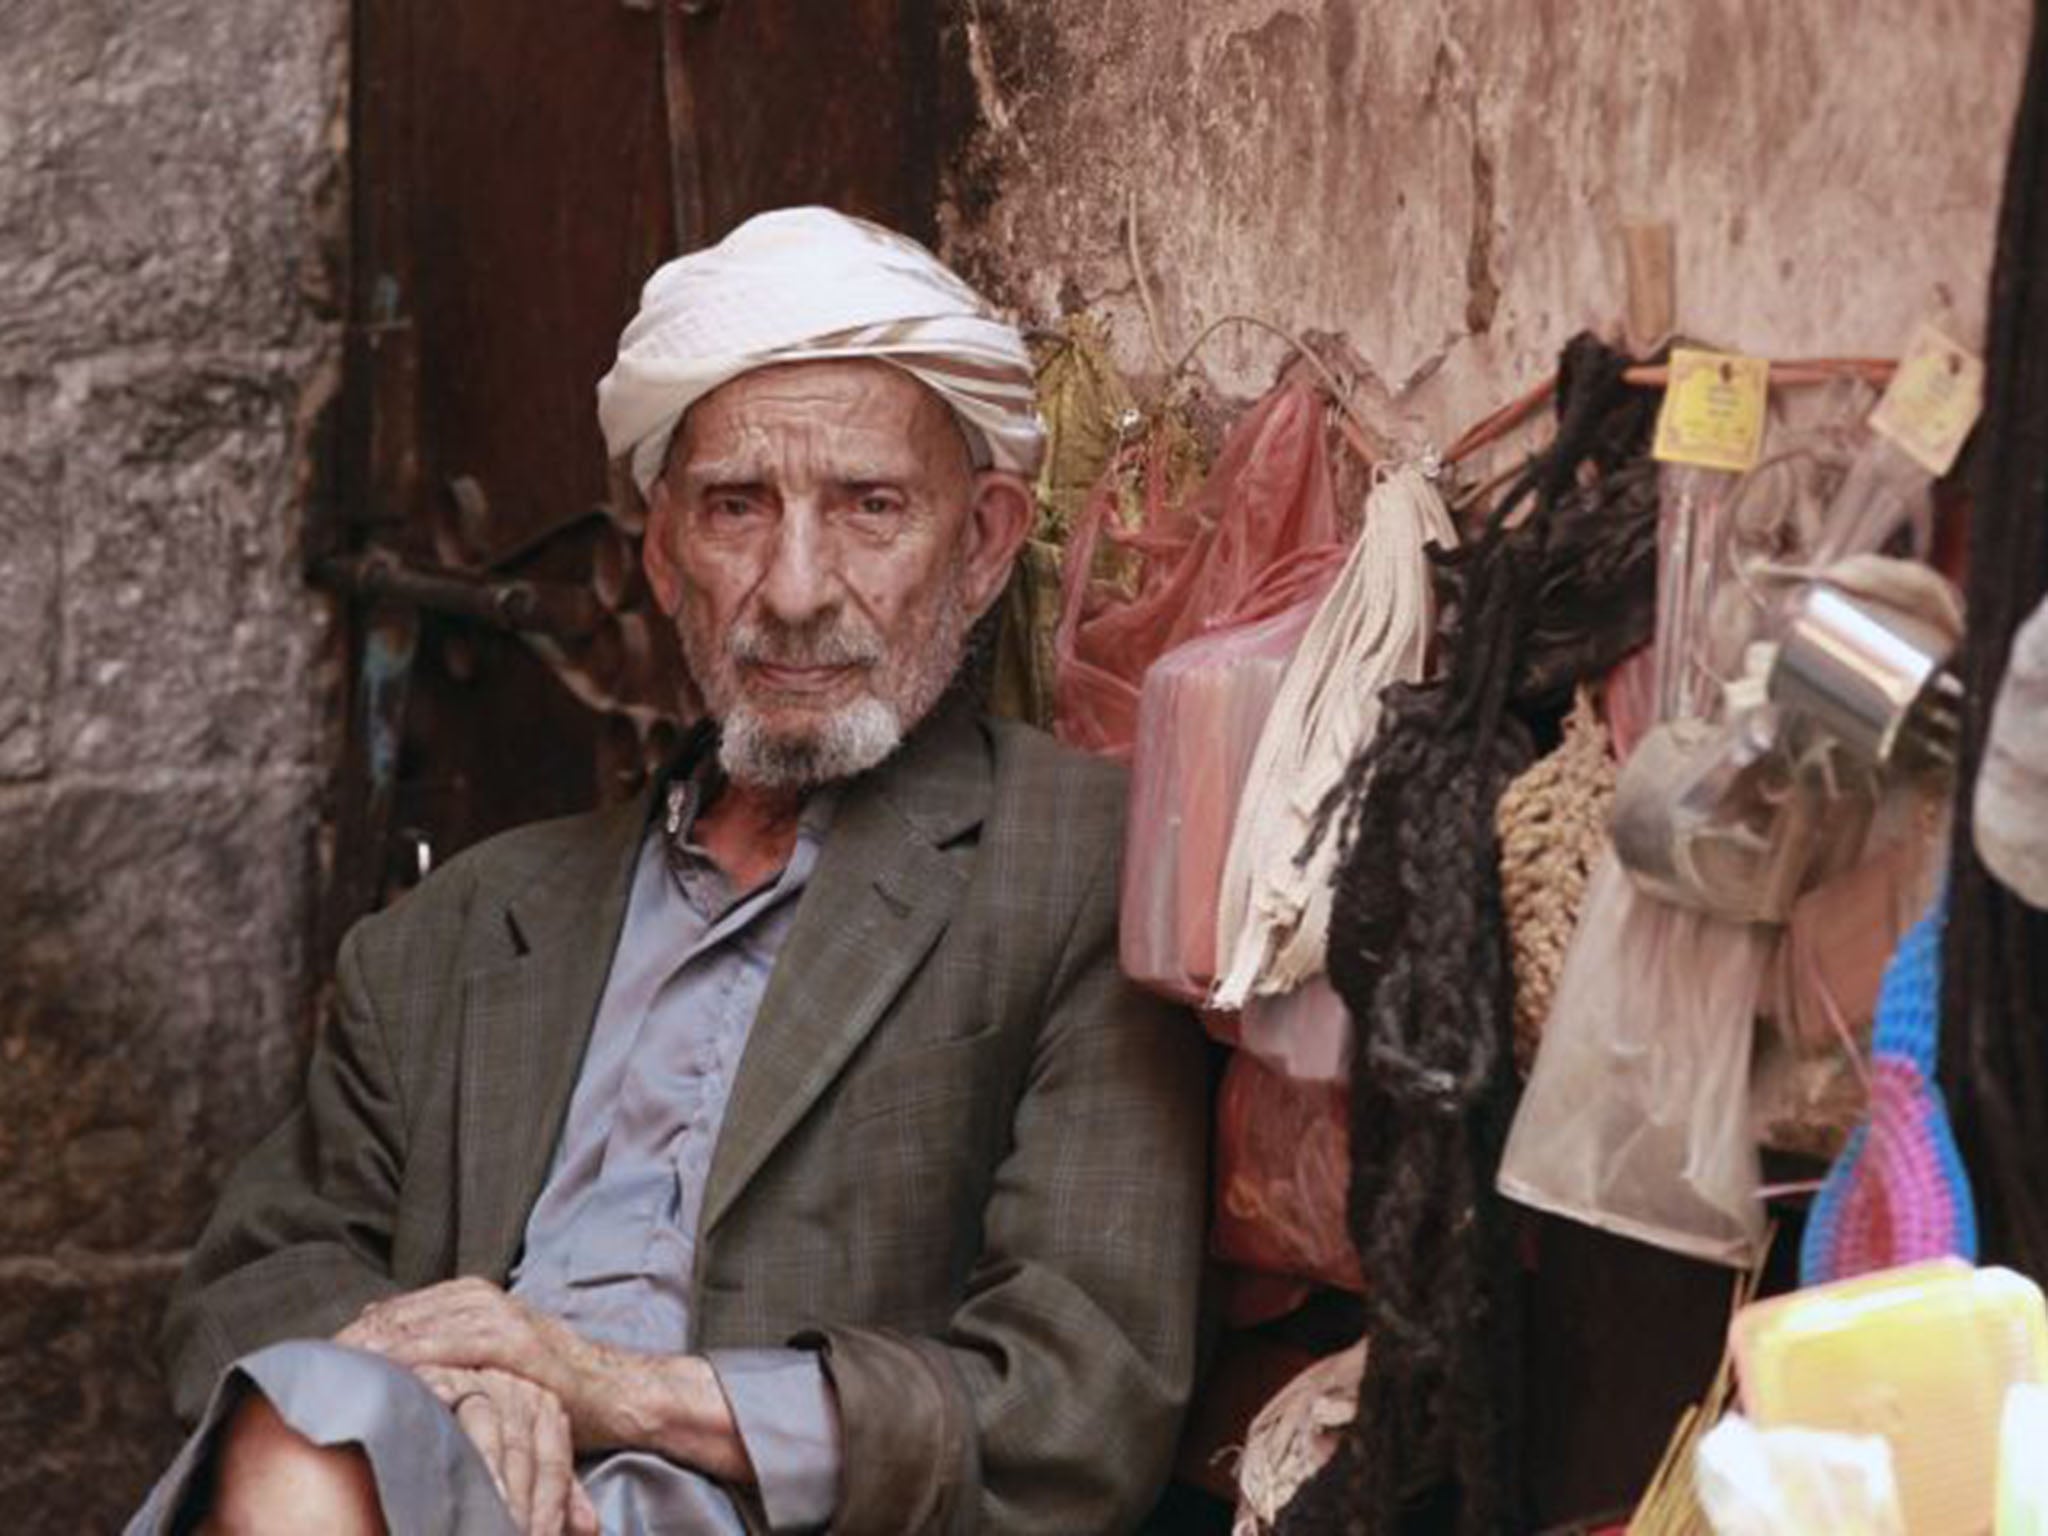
[195,1390,388,1536]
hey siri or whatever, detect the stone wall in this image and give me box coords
[944,0,2031,450]
[0,0,345,1524]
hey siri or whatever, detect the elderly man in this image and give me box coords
[128,209,1207,1536]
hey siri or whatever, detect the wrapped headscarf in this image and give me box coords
[598,206,1045,494]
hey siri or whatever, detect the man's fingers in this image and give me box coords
[530,1391,576,1536]
[568,1481,601,1536]
[456,1391,508,1511]
[497,1387,539,1532]
[341,1277,510,1355]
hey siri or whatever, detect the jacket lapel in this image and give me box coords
[699,699,991,1237]
[453,793,650,1278]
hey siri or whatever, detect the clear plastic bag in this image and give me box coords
[1121,554,1345,1005]
[1053,379,1341,760]
[1497,850,1771,1264]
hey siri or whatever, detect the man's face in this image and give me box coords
[642,359,1026,790]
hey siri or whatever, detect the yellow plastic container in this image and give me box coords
[1733,1260,2048,1535]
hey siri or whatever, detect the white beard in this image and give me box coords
[716,693,905,791]
[683,562,971,792]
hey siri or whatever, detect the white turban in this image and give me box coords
[598,206,1045,495]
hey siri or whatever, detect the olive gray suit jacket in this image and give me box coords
[161,699,1210,1535]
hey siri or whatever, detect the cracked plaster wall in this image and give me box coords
[944,0,2032,455]
[0,0,346,1524]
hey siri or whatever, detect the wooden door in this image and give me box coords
[319,0,957,952]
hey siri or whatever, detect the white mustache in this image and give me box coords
[727,619,883,670]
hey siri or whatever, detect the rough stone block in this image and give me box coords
[0,0,344,361]
[51,358,332,776]
[0,454,58,780]
[0,774,315,1256]
[0,1256,186,1532]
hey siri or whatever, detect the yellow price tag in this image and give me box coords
[1653,348,1771,473]
[1870,322,1984,477]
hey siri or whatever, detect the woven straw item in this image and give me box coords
[1495,690,1616,1071]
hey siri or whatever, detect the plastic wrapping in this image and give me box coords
[1121,554,1344,1005]
[2000,1384,2048,1534]
[1238,974,1350,1084]
[1211,1052,1362,1293]
[1695,1415,1905,1536]
[1496,851,1770,1263]
[1053,380,1340,759]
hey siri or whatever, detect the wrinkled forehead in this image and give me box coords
[667,358,977,484]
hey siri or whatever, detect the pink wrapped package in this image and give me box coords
[1121,550,1343,1006]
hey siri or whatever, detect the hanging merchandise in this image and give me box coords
[1233,1340,1369,1536]
[990,320,1140,727]
[1768,559,1964,769]
[1210,465,1455,1008]
[1500,850,1774,1264]
[1054,377,1338,760]
[1211,1051,1364,1296]
[1238,974,1350,1084]
[1495,690,1617,1071]
[1753,821,1938,1159]
[1800,893,1979,1285]
[1032,316,1142,544]
[1499,458,1776,1267]
[1505,397,1964,1260]
[1122,548,1347,1006]
[1974,590,2048,907]
[1744,561,1964,1156]
[1943,0,2048,1283]
[1278,336,1657,1536]
[1613,552,1960,928]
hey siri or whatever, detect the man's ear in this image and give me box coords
[958,470,1035,620]
[642,476,686,617]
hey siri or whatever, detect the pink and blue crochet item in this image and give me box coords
[1799,893,1978,1286]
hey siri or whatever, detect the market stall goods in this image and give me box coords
[1279,335,1656,1536]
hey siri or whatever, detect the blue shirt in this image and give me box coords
[509,772,841,1532]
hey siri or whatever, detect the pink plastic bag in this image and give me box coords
[1121,550,1346,1005]
[1212,1051,1363,1293]
[1054,380,1342,759]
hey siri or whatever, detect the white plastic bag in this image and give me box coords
[1696,1413,1906,1536]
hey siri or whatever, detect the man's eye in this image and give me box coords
[706,495,757,520]
[854,494,902,519]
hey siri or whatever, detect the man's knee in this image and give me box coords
[194,1390,387,1536]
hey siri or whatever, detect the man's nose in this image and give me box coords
[756,507,841,626]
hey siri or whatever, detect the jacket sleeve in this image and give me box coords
[798,834,1212,1536]
[159,917,410,1423]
